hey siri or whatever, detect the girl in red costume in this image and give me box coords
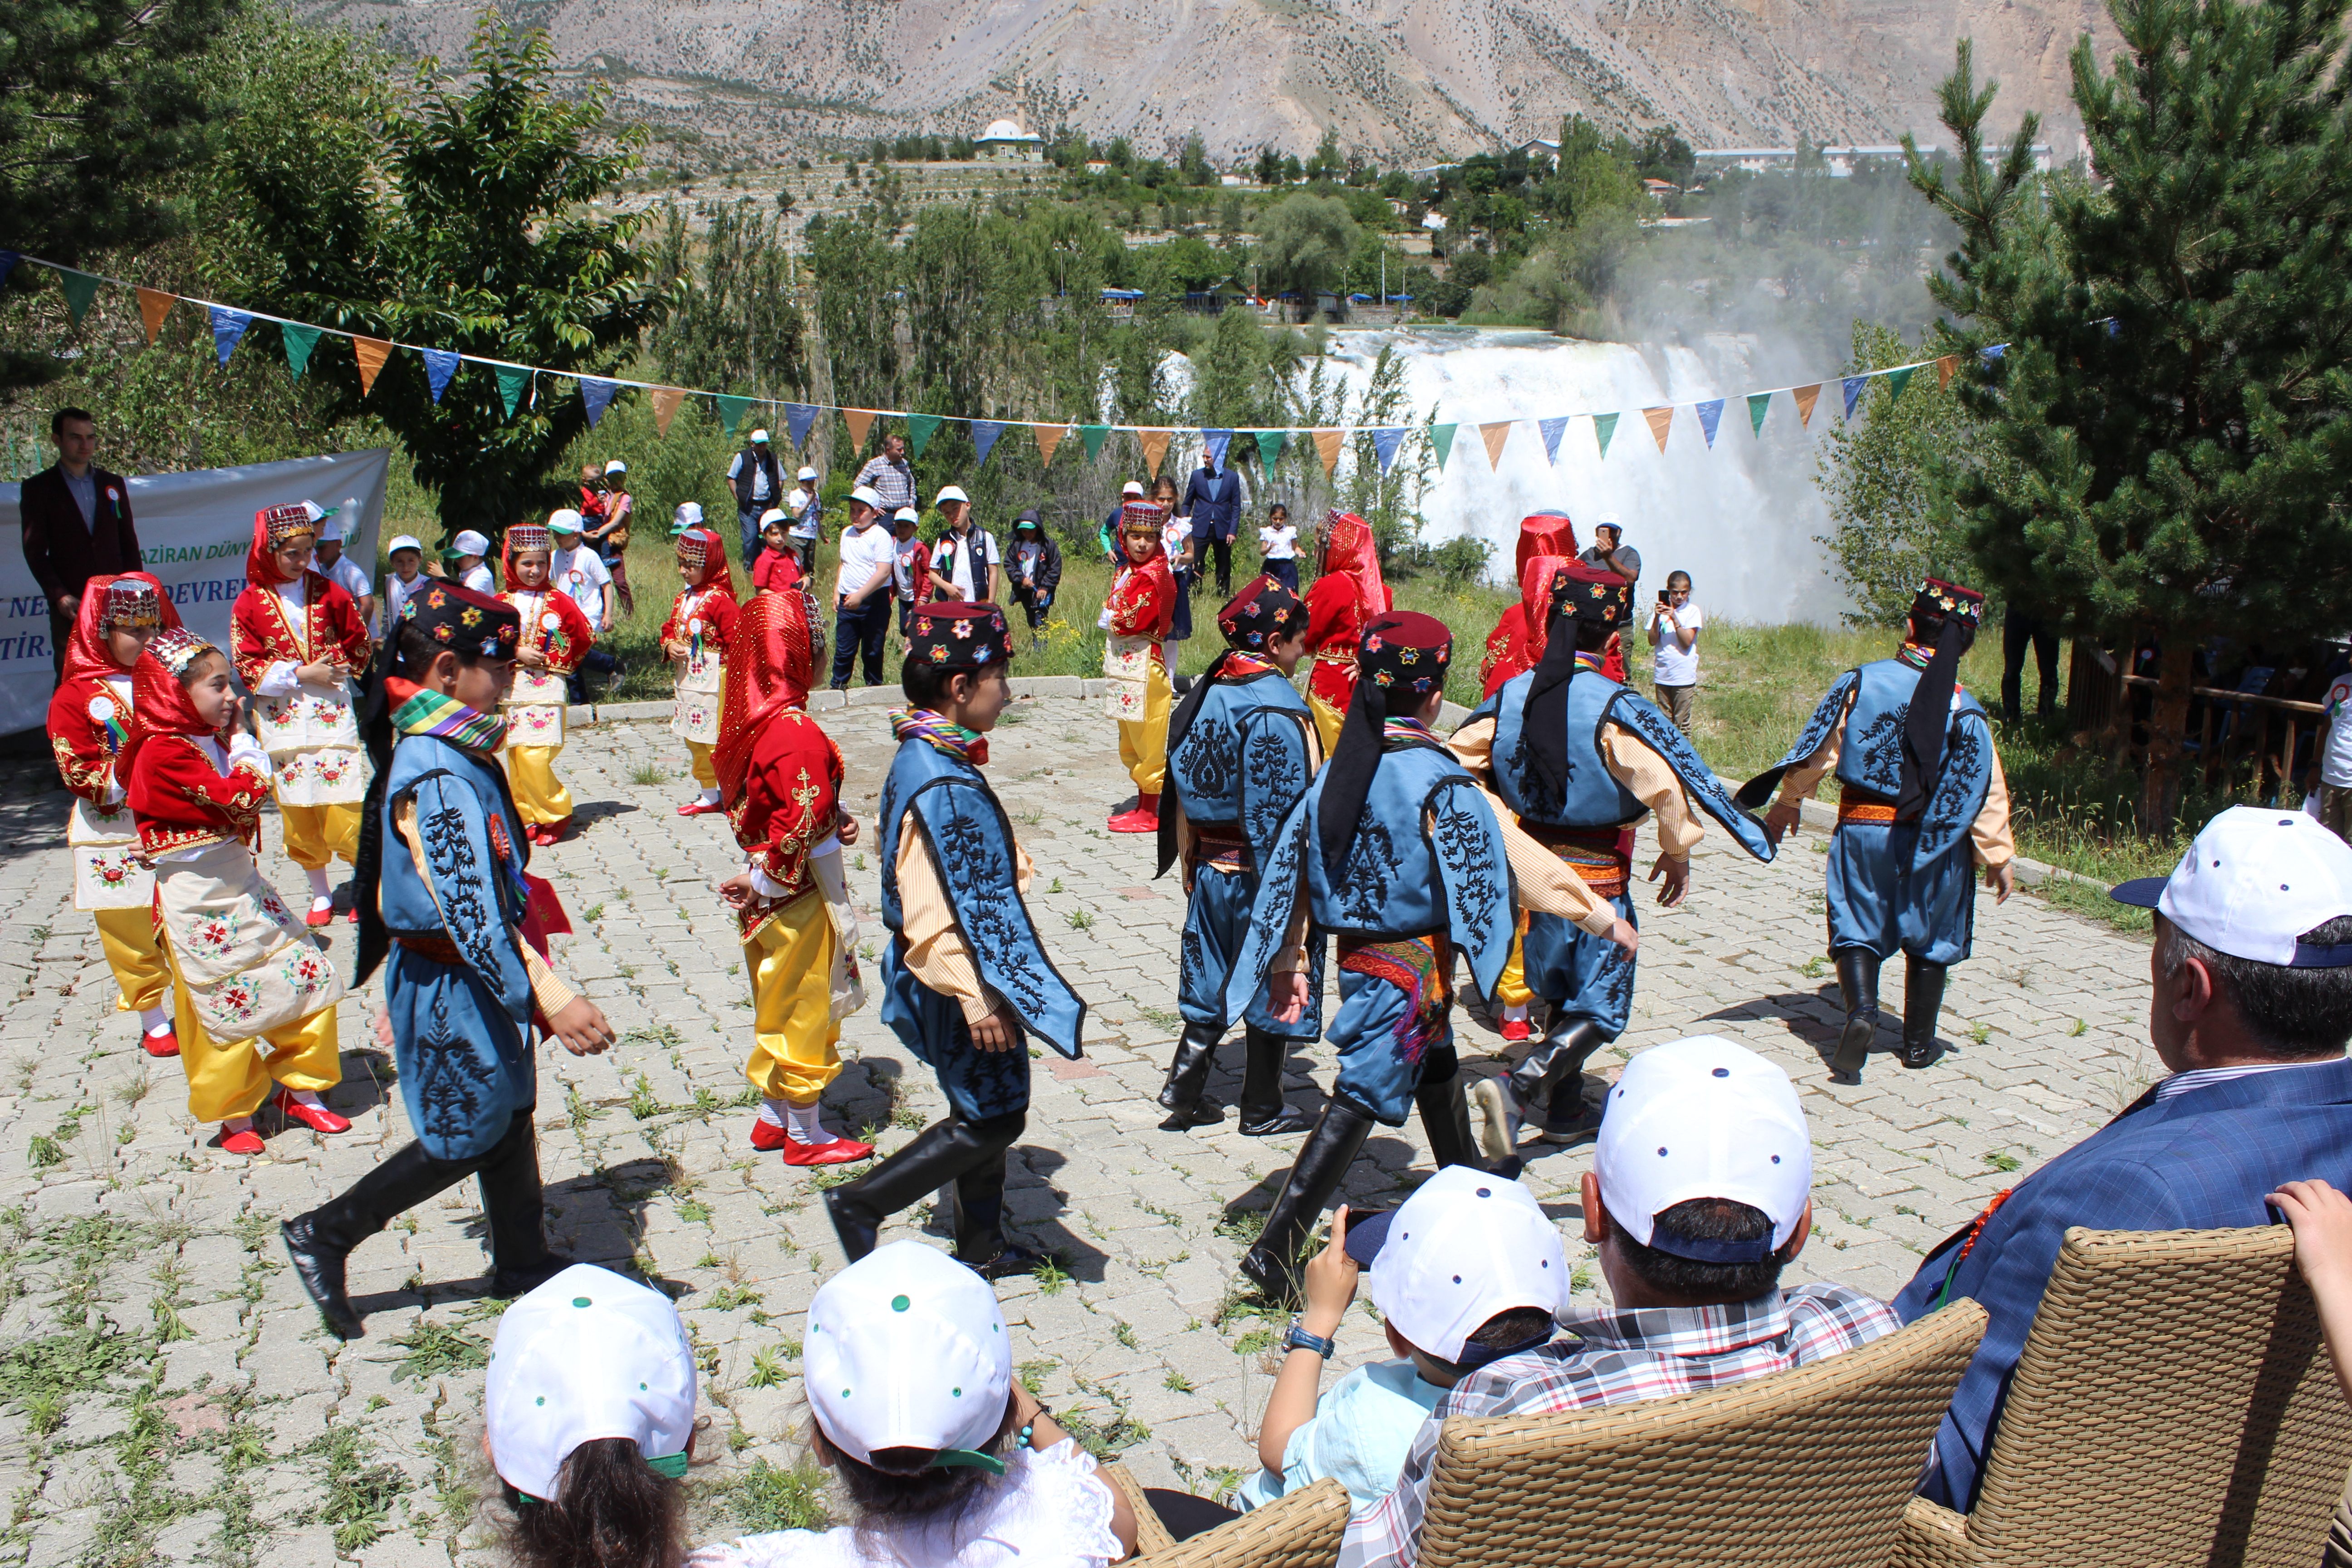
[1300,510,1392,755]
[1477,510,1580,696]
[1100,500,1177,833]
[497,519,598,845]
[663,525,740,817]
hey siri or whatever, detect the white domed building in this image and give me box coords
[976,118,1044,162]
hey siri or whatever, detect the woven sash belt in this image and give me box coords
[1836,785,1906,826]
[1337,933,1453,1063]
[395,935,465,965]
[1185,821,1253,874]
[1517,818,1631,897]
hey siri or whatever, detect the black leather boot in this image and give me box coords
[826,1116,991,1264]
[1157,1021,1226,1127]
[1829,948,1884,1084]
[1501,1014,1604,1142]
[477,1112,571,1297]
[1415,1073,1479,1171]
[1901,957,1949,1069]
[946,1112,1045,1279]
[283,1137,474,1338]
[1238,1026,1312,1135]
[1238,1097,1375,1302]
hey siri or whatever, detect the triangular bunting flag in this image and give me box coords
[1747,392,1773,437]
[1254,430,1289,470]
[1936,354,1958,390]
[137,288,176,344]
[1077,424,1111,462]
[906,412,942,459]
[1034,423,1066,465]
[1842,376,1868,420]
[1480,421,1513,468]
[1885,366,1915,402]
[1793,384,1822,426]
[57,269,102,326]
[1539,416,1569,466]
[1593,412,1618,459]
[0,251,18,288]
[1138,427,1171,477]
[281,324,322,381]
[1371,426,1406,476]
[843,409,877,451]
[1203,427,1234,470]
[971,420,1006,468]
[1644,406,1674,451]
[715,394,754,436]
[1313,428,1343,480]
[353,336,392,397]
[1429,423,1457,471]
[208,306,251,367]
[1980,344,2007,362]
[784,403,818,451]
[581,377,618,428]
[497,365,533,419]
[421,348,459,404]
[1695,399,1725,448]
[652,387,687,437]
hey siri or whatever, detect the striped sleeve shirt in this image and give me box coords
[1338,1282,1901,1568]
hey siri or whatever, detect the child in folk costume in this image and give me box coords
[1221,612,1637,1299]
[713,586,874,1168]
[1300,510,1392,755]
[1475,512,1579,698]
[233,500,371,926]
[1152,576,1323,1136]
[825,603,1087,1279]
[664,526,740,818]
[498,520,598,846]
[48,573,183,1057]
[282,584,617,1339]
[123,628,347,1155]
[1099,500,1176,833]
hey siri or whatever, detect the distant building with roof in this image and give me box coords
[977,119,1044,162]
[1694,143,2055,176]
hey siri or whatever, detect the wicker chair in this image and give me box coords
[1096,1464,1348,1566]
[1891,1225,2352,1568]
[1396,1298,1987,1567]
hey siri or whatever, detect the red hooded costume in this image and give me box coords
[1303,510,1392,715]
[49,573,182,807]
[231,503,368,693]
[715,587,844,927]
[123,629,273,860]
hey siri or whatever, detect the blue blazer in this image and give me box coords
[1893,1055,2352,1511]
[1182,466,1242,539]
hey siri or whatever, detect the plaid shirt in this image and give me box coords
[853,452,917,513]
[1339,1283,1900,1568]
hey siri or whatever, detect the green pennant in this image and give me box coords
[1593,412,1619,459]
[55,268,102,326]
[1078,423,1111,462]
[906,412,943,459]
[495,365,532,418]
[281,324,322,380]
[1747,391,1773,436]
[1885,366,1915,402]
[715,394,754,435]
[1254,430,1288,470]
[1429,423,1457,471]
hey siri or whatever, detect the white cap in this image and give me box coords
[451,529,492,557]
[319,502,353,543]
[798,466,818,481]
[673,501,704,529]
[485,1264,696,1502]
[805,1241,1012,1465]
[2112,804,2352,966]
[893,506,920,525]
[604,459,627,475]
[849,485,886,512]
[1595,512,1623,531]
[1595,1035,1812,1258]
[546,509,584,535]
[387,534,423,556]
[1121,480,1146,497]
[759,507,788,528]
[936,484,970,505]
[750,428,771,444]
[1357,1166,1565,1363]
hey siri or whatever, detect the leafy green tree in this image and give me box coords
[1255,147,1284,188]
[1180,131,1213,186]
[1256,194,1359,320]
[652,199,805,402]
[1910,15,2352,827]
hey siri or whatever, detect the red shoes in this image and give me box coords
[142,1028,180,1058]
[529,818,571,847]
[214,1125,265,1156]
[304,897,335,927]
[749,1117,791,1152]
[781,1135,874,1167]
[676,797,725,818]
[273,1088,352,1134]
[1500,1014,1531,1043]
[1107,794,1161,833]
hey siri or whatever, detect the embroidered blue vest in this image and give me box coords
[878,737,1087,1058]
[380,732,533,1032]
[1166,671,1318,858]
[1771,660,1993,865]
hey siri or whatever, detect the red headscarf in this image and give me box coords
[1321,510,1392,618]
[1482,553,1572,697]
[1517,511,1578,577]
[59,572,182,687]
[502,522,555,593]
[677,527,738,598]
[712,587,818,801]
[118,627,225,786]
[245,502,321,589]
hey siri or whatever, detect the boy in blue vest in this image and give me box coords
[1743,578,2015,1082]
[824,601,1088,1279]
[1223,611,1634,1299]
[1451,561,1776,1157]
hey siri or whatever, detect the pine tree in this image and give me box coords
[1909,6,2352,828]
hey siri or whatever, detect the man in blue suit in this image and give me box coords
[1181,443,1244,597]
[1895,805,2352,1511]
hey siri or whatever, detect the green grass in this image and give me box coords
[387,1320,491,1382]
[722,1456,832,1534]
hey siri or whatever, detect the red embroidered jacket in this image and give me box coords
[661,585,740,658]
[1103,558,1175,671]
[1304,571,1365,712]
[1480,604,1534,699]
[126,735,271,858]
[501,588,598,676]
[725,710,844,933]
[48,672,135,806]
[231,573,369,690]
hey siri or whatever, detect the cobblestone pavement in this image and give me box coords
[0,693,2158,1567]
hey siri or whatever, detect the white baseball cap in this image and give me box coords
[2111,804,2352,965]
[893,507,920,526]
[848,485,886,512]
[451,529,491,557]
[1121,480,1146,498]
[1348,1166,1565,1363]
[387,534,423,556]
[798,466,818,481]
[604,459,627,475]
[1595,1035,1812,1259]
[759,507,788,528]
[750,428,771,444]
[805,1241,1012,1466]
[670,502,704,535]
[318,502,353,544]
[485,1264,697,1502]
[546,509,584,535]
[936,485,970,505]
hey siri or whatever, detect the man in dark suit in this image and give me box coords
[1894,804,2352,1512]
[1181,443,1242,597]
[20,407,140,678]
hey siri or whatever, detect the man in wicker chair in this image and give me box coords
[1893,806,2352,1514]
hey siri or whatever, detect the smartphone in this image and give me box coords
[1658,589,1670,604]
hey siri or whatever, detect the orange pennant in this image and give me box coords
[1644,406,1674,451]
[1936,354,1959,390]
[844,409,877,451]
[136,288,176,344]
[1480,421,1513,468]
[1792,384,1822,426]
[352,337,392,397]
[652,387,687,437]
[1137,427,1171,478]
[1314,428,1343,479]
[1034,423,1065,466]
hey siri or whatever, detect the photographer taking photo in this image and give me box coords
[1646,570,1701,735]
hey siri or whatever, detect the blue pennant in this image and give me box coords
[1202,427,1234,470]
[580,377,618,428]
[971,419,1006,468]
[784,402,818,451]
[1842,376,1869,420]
[0,251,18,289]
[1371,426,1406,476]
[209,306,252,368]
[1695,398,1725,447]
[423,349,461,405]
[1539,416,1569,465]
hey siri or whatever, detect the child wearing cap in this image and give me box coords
[486,1264,700,1568]
[381,536,427,652]
[930,485,998,603]
[692,1241,1138,1568]
[444,530,497,594]
[751,510,804,594]
[1005,511,1061,651]
[888,508,932,651]
[232,501,372,924]
[313,505,377,634]
[786,465,823,576]
[1240,1168,1565,1513]
[664,528,742,817]
[499,524,598,845]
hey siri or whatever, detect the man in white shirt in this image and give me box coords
[1645,569,1702,735]
[726,430,783,567]
[313,503,377,637]
[831,485,897,690]
[928,484,998,602]
[786,465,822,576]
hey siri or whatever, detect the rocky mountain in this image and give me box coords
[297,0,2107,164]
